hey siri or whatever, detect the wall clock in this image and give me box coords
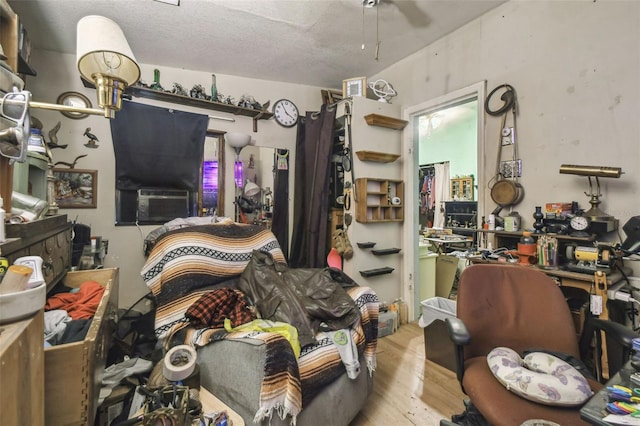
[56,91,92,119]
[272,99,299,128]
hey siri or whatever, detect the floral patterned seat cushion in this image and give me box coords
[487,347,593,406]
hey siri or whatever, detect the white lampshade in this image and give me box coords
[244,181,260,197]
[225,132,252,150]
[76,16,140,86]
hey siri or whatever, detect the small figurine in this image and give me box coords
[47,121,67,149]
[171,83,188,97]
[54,154,87,169]
[83,127,99,148]
[190,84,207,99]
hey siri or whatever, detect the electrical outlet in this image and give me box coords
[500,159,522,178]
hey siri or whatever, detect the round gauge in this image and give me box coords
[570,215,589,231]
[272,99,299,128]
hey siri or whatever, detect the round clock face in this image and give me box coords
[570,215,589,231]
[273,99,299,128]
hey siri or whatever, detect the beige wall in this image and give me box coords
[372,0,640,281]
[26,51,324,307]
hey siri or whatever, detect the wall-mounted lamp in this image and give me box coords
[1,16,139,121]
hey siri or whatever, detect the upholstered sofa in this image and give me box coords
[141,223,379,425]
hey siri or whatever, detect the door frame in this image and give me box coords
[401,81,487,320]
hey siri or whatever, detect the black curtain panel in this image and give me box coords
[110,101,208,191]
[290,104,336,268]
[271,149,290,260]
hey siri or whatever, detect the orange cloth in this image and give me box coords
[45,281,105,320]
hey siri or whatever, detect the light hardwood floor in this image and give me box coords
[350,321,466,426]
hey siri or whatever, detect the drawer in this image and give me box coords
[45,267,119,426]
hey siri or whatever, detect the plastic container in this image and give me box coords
[518,231,536,256]
[28,128,47,153]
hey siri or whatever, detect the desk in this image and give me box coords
[467,257,629,321]
[581,361,636,425]
[424,236,472,254]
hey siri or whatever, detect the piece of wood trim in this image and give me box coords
[355,151,400,163]
[363,114,408,130]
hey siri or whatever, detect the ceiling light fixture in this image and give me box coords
[361,0,382,60]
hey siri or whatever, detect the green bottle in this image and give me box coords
[211,74,217,102]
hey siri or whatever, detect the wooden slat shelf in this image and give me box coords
[357,242,376,249]
[82,81,273,131]
[372,248,401,255]
[360,267,394,277]
[355,151,400,163]
[363,113,408,130]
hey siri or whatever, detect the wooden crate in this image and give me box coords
[45,267,119,425]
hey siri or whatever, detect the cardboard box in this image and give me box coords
[435,255,459,298]
[95,384,132,426]
[45,268,119,426]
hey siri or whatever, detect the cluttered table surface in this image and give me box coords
[581,361,640,425]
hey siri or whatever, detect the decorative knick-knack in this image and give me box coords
[210,74,217,102]
[533,206,544,234]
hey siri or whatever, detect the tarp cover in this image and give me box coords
[110,101,208,191]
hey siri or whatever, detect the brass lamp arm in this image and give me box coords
[29,100,107,118]
[0,97,109,119]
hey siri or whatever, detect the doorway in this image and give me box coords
[401,81,487,320]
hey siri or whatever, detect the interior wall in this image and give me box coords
[373,0,640,277]
[25,50,324,308]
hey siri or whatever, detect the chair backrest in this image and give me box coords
[457,264,580,361]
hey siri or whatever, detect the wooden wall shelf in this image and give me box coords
[355,151,400,163]
[355,177,404,223]
[82,82,273,131]
[360,267,394,277]
[372,248,401,255]
[363,114,408,130]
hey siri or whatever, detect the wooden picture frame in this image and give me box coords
[52,168,97,208]
[342,77,367,98]
[321,89,344,105]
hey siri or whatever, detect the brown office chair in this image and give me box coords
[444,263,635,426]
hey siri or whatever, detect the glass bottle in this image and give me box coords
[210,74,217,102]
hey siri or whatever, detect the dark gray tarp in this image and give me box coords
[110,101,208,191]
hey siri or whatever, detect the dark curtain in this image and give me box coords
[289,104,336,268]
[110,101,208,191]
[272,149,289,259]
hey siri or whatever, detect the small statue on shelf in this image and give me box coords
[190,84,207,100]
[171,83,188,97]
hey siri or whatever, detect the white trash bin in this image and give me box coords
[419,297,457,371]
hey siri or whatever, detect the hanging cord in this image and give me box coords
[344,101,357,202]
[375,5,380,60]
[485,84,519,189]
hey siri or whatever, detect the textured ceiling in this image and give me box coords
[8,0,504,89]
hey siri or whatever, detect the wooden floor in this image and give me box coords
[350,321,466,426]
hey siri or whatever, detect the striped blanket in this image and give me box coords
[141,223,379,423]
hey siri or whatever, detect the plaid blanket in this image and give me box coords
[141,223,379,423]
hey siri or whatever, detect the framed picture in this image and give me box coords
[52,168,97,208]
[342,77,367,98]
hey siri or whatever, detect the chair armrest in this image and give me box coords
[589,318,638,348]
[446,317,470,346]
[445,317,470,386]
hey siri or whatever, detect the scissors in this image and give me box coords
[608,385,640,403]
